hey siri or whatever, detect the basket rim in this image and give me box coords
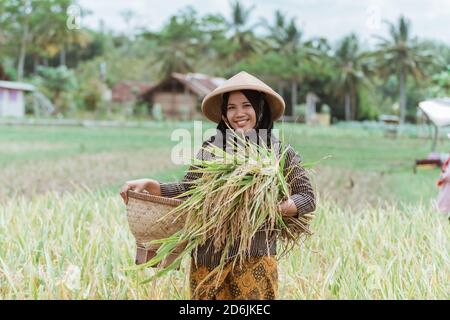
[127,190,183,207]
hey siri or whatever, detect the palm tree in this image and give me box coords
[142,8,201,79]
[263,10,300,52]
[332,34,372,120]
[373,16,432,124]
[225,1,262,62]
[32,1,90,68]
[261,10,319,116]
[197,13,232,75]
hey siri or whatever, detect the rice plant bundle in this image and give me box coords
[132,131,315,284]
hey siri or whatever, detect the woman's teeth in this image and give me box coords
[236,120,248,126]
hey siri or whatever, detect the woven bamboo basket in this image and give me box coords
[126,190,185,267]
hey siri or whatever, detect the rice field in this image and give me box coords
[0,189,447,299]
[0,122,449,299]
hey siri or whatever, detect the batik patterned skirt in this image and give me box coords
[189,256,278,300]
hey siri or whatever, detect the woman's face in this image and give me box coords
[223,91,257,133]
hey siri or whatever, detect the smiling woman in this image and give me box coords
[120,71,316,300]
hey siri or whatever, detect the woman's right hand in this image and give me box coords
[119,178,161,204]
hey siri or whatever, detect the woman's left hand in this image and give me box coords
[278,198,298,217]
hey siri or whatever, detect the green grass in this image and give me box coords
[0,125,174,167]
[0,122,448,299]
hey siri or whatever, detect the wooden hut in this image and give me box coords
[111,81,153,103]
[141,73,225,120]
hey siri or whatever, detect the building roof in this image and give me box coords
[143,73,226,98]
[171,72,226,97]
[111,81,153,103]
[0,80,35,91]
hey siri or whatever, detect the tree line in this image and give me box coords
[0,0,449,122]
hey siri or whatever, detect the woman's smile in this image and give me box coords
[235,118,249,127]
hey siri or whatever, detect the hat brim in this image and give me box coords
[201,84,285,124]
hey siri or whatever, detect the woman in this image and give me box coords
[120,71,316,300]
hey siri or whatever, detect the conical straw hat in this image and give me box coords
[201,71,285,123]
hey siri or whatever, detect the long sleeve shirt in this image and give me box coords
[159,136,316,268]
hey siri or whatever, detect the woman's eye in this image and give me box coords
[244,104,251,108]
[228,106,235,110]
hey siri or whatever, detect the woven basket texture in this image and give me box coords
[126,190,185,252]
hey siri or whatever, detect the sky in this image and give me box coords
[77,0,450,46]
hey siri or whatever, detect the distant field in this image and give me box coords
[0,122,448,299]
[0,122,442,205]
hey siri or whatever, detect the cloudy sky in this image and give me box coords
[77,0,450,46]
